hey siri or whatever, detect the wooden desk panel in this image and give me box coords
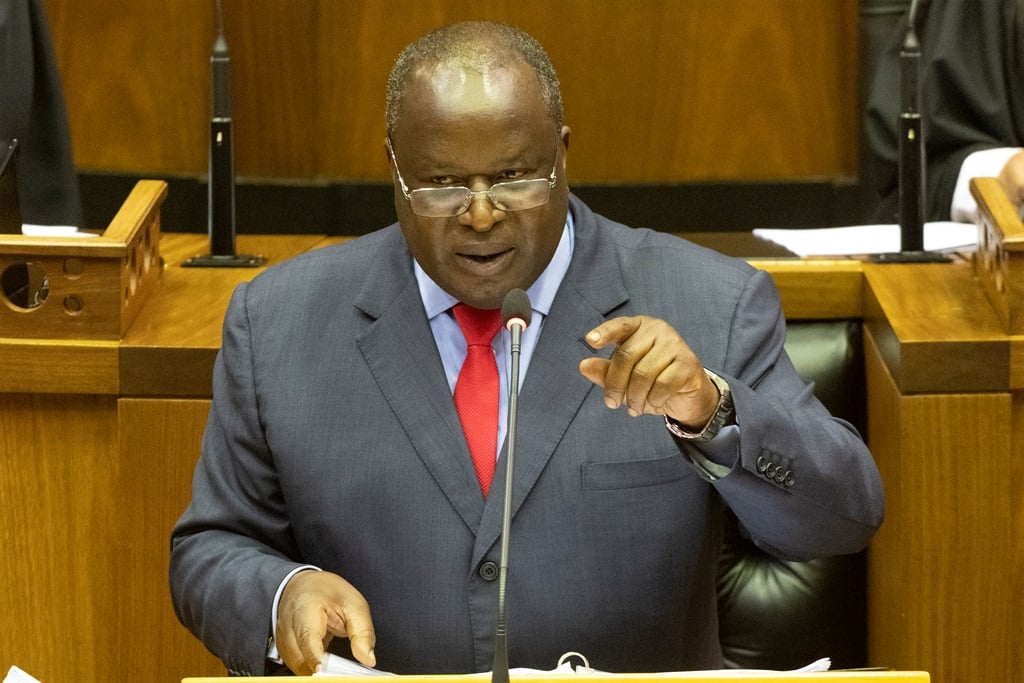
[863,260,1014,394]
[117,398,225,682]
[0,338,119,394]
[864,330,1014,681]
[752,259,864,320]
[0,393,119,681]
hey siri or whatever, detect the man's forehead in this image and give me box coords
[411,61,526,105]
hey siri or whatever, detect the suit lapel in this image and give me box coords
[354,228,486,533]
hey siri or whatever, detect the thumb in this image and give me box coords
[333,609,376,668]
[349,628,376,668]
[579,357,610,388]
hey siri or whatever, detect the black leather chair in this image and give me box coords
[717,319,869,670]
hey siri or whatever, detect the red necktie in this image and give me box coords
[452,303,502,496]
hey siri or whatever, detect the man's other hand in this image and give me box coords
[275,570,376,676]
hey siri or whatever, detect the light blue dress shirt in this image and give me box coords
[413,215,575,457]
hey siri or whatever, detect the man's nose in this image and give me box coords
[459,191,505,232]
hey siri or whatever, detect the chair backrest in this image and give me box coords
[717,319,868,670]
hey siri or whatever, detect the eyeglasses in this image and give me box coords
[386,137,558,218]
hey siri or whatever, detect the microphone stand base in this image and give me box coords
[181,253,265,268]
[868,250,952,264]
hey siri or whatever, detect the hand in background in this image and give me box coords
[998,149,1024,210]
[275,570,376,676]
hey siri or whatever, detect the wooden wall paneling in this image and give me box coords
[42,0,214,174]
[0,394,119,682]
[556,0,860,182]
[116,397,223,682]
[42,0,860,183]
[864,328,1015,682]
[224,0,321,178]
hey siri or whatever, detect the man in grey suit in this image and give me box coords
[170,21,884,677]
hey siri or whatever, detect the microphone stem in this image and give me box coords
[492,323,522,683]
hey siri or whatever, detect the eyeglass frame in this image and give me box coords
[386,136,560,218]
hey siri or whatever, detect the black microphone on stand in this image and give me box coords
[491,288,531,683]
[183,0,263,268]
[898,0,925,252]
[875,0,949,263]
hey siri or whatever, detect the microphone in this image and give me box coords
[491,288,531,683]
[183,0,263,268]
[898,0,924,252]
[873,0,949,263]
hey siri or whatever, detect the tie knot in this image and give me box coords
[453,303,502,346]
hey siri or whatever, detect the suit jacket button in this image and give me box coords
[478,561,498,581]
[756,456,768,473]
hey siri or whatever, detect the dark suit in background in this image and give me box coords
[170,195,884,675]
[0,0,81,226]
[865,0,1024,222]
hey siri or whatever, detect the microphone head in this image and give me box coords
[501,288,532,330]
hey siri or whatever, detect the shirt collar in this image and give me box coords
[414,210,575,320]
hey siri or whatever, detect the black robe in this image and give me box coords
[864,0,1024,222]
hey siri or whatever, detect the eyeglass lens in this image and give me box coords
[410,179,552,218]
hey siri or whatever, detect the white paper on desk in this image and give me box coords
[21,224,97,238]
[3,666,42,683]
[753,222,976,256]
[314,653,831,677]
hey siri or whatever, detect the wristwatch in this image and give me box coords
[664,368,734,442]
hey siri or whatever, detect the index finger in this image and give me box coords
[584,316,643,349]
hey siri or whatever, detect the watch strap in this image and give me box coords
[664,368,734,442]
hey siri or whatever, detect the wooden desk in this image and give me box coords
[0,231,1014,682]
[0,234,322,683]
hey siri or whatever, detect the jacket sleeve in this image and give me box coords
[676,268,884,561]
[169,282,307,676]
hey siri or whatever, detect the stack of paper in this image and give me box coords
[753,222,976,257]
[314,653,832,677]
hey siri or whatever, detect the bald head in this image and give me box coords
[385,21,563,137]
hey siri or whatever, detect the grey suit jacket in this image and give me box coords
[170,196,883,676]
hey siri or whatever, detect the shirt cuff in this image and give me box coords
[678,424,740,481]
[266,565,322,662]
[951,147,1023,223]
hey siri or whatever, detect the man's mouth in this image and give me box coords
[456,247,514,270]
[463,252,503,263]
